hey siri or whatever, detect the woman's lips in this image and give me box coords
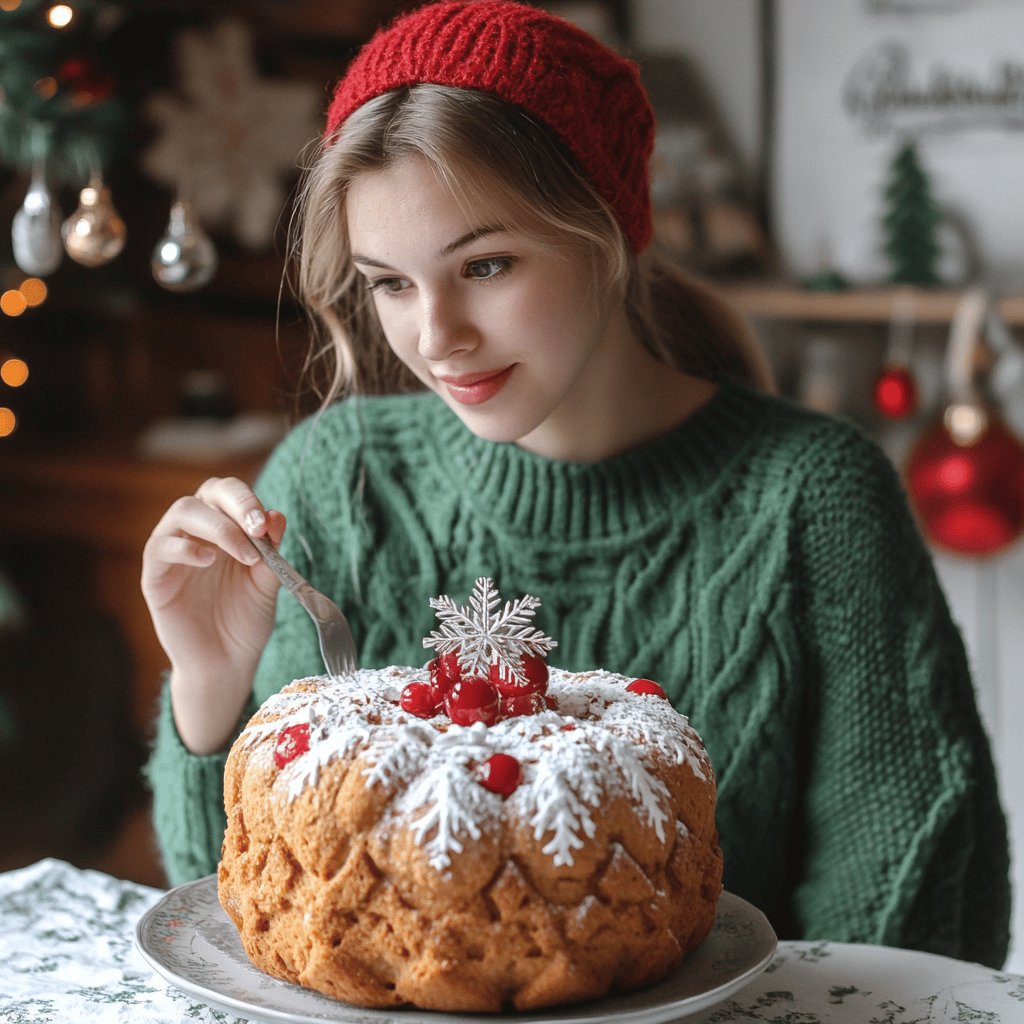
[438,366,514,405]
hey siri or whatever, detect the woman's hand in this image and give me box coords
[142,477,285,754]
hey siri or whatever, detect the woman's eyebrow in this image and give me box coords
[351,253,396,269]
[352,223,509,269]
[439,223,507,256]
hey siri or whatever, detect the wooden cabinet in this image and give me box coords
[0,445,267,737]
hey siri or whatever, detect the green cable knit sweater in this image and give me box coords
[147,379,1011,967]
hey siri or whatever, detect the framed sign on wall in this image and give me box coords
[771,0,1024,288]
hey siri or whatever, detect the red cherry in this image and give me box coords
[274,723,310,769]
[499,692,546,718]
[428,651,462,704]
[476,753,522,797]
[521,654,549,689]
[444,676,500,726]
[626,678,668,699]
[489,654,549,696]
[400,681,438,718]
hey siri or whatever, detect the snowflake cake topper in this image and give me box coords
[424,577,557,682]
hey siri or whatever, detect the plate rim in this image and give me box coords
[135,877,777,1023]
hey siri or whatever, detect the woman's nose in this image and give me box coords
[417,292,476,360]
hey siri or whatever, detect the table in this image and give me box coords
[3,859,1023,1023]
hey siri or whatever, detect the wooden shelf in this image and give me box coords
[719,283,1024,326]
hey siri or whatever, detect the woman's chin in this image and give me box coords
[446,401,539,447]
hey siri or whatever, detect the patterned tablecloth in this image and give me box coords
[2,858,1022,1023]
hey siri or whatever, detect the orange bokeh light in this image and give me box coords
[34,76,59,99]
[0,407,16,438]
[1,358,29,388]
[1,290,28,317]
[19,278,47,306]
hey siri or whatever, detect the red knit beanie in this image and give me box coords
[325,0,655,253]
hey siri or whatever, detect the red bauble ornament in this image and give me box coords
[274,723,310,768]
[626,678,668,699]
[57,56,115,104]
[476,753,522,797]
[444,676,500,726]
[905,405,1024,557]
[874,363,918,419]
[400,681,438,718]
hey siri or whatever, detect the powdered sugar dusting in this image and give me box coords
[238,666,710,872]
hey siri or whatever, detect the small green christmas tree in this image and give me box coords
[881,140,942,287]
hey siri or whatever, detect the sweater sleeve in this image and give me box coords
[792,424,1010,967]
[145,681,257,886]
[144,419,322,886]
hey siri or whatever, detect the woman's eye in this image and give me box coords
[367,276,410,294]
[464,257,513,281]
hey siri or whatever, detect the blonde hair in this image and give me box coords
[288,85,773,405]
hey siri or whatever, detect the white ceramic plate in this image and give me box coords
[135,877,776,1024]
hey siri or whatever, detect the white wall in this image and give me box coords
[632,0,762,184]
[633,0,1024,973]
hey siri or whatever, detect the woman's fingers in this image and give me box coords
[265,509,287,546]
[152,494,259,567]
[145,532,217,569]
[142,480,287,607]
[195,477,270,536]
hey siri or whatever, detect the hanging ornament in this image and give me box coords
[874,288,919,420]
[140,19,321,251]
[905,290,1024,557]
[57,56,116,107]
[150,196,218,292]
[61,172,127,267]
[11,156,64,277]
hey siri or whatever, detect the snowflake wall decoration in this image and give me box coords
[140,19,321,251]
[423,577,557,681]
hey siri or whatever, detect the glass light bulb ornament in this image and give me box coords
[61,174,127,267]
[151,198,218,292]
[11,158,64,276]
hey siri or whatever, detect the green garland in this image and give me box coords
[0,0,127,184]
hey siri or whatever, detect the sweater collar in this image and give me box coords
[427,378,768,540]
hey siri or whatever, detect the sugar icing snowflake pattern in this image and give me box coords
[423,577,557,681]
[241,580,711,877]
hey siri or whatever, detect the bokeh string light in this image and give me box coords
[0,407,16,438]
[47,4,73,28]
[1,357,30,388]
[0,277,48,317]
[0,290,28,317]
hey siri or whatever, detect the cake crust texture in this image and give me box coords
[218,666,723,1011]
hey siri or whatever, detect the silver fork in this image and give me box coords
[248,534,357,677]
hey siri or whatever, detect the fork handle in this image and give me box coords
[249,535,312,599]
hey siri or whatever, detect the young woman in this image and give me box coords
[143,0,1010,967]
